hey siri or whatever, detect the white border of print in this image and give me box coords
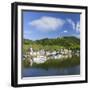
[17,5,85,84]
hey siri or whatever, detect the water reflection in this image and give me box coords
[22,55,80,77]
[22,65,80,77]
[32,53,79,64]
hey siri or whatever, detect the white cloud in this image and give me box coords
[67,19,75,30]
[63,30,68,33]
[29,16,65,31]
[76,22,80,32]
[67,18,80,33]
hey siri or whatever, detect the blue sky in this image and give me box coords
[23,11,80,40]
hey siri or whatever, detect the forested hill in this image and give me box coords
[23,36,80,52]
[35,36,80,46]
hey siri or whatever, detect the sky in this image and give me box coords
[23,11,80,40]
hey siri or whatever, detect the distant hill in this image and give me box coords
[23,36,80,52]
[35,36,80,46]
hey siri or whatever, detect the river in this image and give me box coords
[22,54,80,77]
[22,65,80,77]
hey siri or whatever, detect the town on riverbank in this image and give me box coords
[22,36,80,68]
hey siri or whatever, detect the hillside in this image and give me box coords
[23,36,80,53]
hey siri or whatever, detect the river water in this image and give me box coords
[22,65,80,77]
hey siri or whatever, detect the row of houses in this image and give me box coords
[24,47,80,59]
[29,48,73,56]
[23,47,80,66]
